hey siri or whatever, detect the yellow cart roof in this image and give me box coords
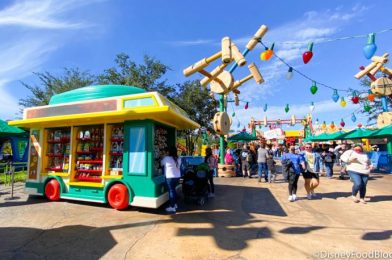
[9,91,200,130]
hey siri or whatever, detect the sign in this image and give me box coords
[264,128,285,140]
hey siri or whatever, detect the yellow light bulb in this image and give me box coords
[340,97,346,107]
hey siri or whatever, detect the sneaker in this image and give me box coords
[174,204,178,209]
[288,195,294,202]
[165,206,176,213]
[292,194,297,201]
[352,195,360,203]
[359,198,367,204]
[208,193,215,198]
[307,193,312,200]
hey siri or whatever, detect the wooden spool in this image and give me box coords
[377,112,392,128]
[218,164,235,177]
[213,112,231,135]
[210,71,234,94]
[371,77,392,96]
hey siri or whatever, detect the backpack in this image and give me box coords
[246,152,253,162]
[325,153,333,163]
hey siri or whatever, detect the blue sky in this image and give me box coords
[0,0,391,132]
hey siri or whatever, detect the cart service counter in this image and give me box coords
[9,85,200,210]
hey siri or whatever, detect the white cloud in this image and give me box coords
[0,0,103,120]
[0,0,97,29]
[166,39,215,47]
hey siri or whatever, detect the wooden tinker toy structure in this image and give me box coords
[183,25,269,176]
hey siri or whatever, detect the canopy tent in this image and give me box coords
[0,119,26,137]
[228,131,259,142]
[338,128,377,140]
[306,131,347,141]
[368,125,392,138]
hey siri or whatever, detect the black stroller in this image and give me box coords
[182,165,209,206]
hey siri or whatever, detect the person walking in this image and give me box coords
[161,146,181,213]
[282,146,305,202]
[240,144,251,178]
[266,154,277,183]
[205,147,217,198]
[340,144,373,204]
[321,146,335,178]
[302,143,320,199]
[249,143,258,178]
[257,143,269,182]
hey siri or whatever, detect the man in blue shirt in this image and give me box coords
[281,146,305,202]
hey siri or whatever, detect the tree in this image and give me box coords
[97,53,175,98]
[173,80,218,129]
[359,77,392,125]
[19,68,95,108]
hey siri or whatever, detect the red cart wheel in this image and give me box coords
[108,184,129,210]
[45,179,61,201]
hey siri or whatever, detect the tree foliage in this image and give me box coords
[173,80,218,129]
[19,53,217,130]
[19,68,95,108]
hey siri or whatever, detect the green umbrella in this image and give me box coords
[339,128,376,140]
[368,125,392,138]
[228,131,258,142]
[0,119,26,137]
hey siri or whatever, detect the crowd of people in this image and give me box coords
[160,141,373,213]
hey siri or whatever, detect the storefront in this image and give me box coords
[9,85,199,210]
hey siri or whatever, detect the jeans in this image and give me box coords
[325,162,334,177]
[207,170,215,194]
[166,177,179,207]
[348,171,369,198]
[258,163,268,180]
[268,170,277,182]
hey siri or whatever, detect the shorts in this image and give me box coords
[303,170,319,179]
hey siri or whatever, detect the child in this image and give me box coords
[266,154,277,183]
[224,148,234,165]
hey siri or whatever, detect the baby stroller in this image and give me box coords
[182,164,209,206]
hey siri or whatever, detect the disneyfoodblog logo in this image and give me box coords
[314,250,392,259]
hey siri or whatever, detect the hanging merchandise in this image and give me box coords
[364,102,371,112]
[302,42,314,64]
[260,42,274,61]
[310,81,318,95]
[340,97,347,107]
[351,91,360,104]
[332,89,339,102]
[286,67,293,80]
[340,118,345,127]
[284,104,290,113]
[245,102,249,110]
[363,33,377,59]
[351,113,357,122]
[367,90,375,102]
[263,104,268,112]
[309,101,315,113]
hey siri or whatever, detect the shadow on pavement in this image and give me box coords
[368,195,392,202]
[319,192,352,200]
[0,195,48,208]
[279,226,324,234]
[362,230,392,240]
[0,220,170,259]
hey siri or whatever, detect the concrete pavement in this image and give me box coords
[0,172,391,259]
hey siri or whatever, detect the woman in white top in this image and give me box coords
[161,146,181,213]
[340,144,372,204]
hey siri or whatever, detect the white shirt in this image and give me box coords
[341,150,371,175]
[161,156,181,178]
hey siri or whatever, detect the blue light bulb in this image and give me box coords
[332,89,339,103]
[363,33,377,59]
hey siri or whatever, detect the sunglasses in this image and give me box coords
[305,146,311,149]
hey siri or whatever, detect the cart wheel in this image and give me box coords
[198,197,206,206]
[108,184,129,210]
[45,179,61,201]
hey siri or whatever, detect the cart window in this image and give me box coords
[124,97,155,108]
[128,126,146,174]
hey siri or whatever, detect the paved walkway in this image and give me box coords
[0,172,391,259]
